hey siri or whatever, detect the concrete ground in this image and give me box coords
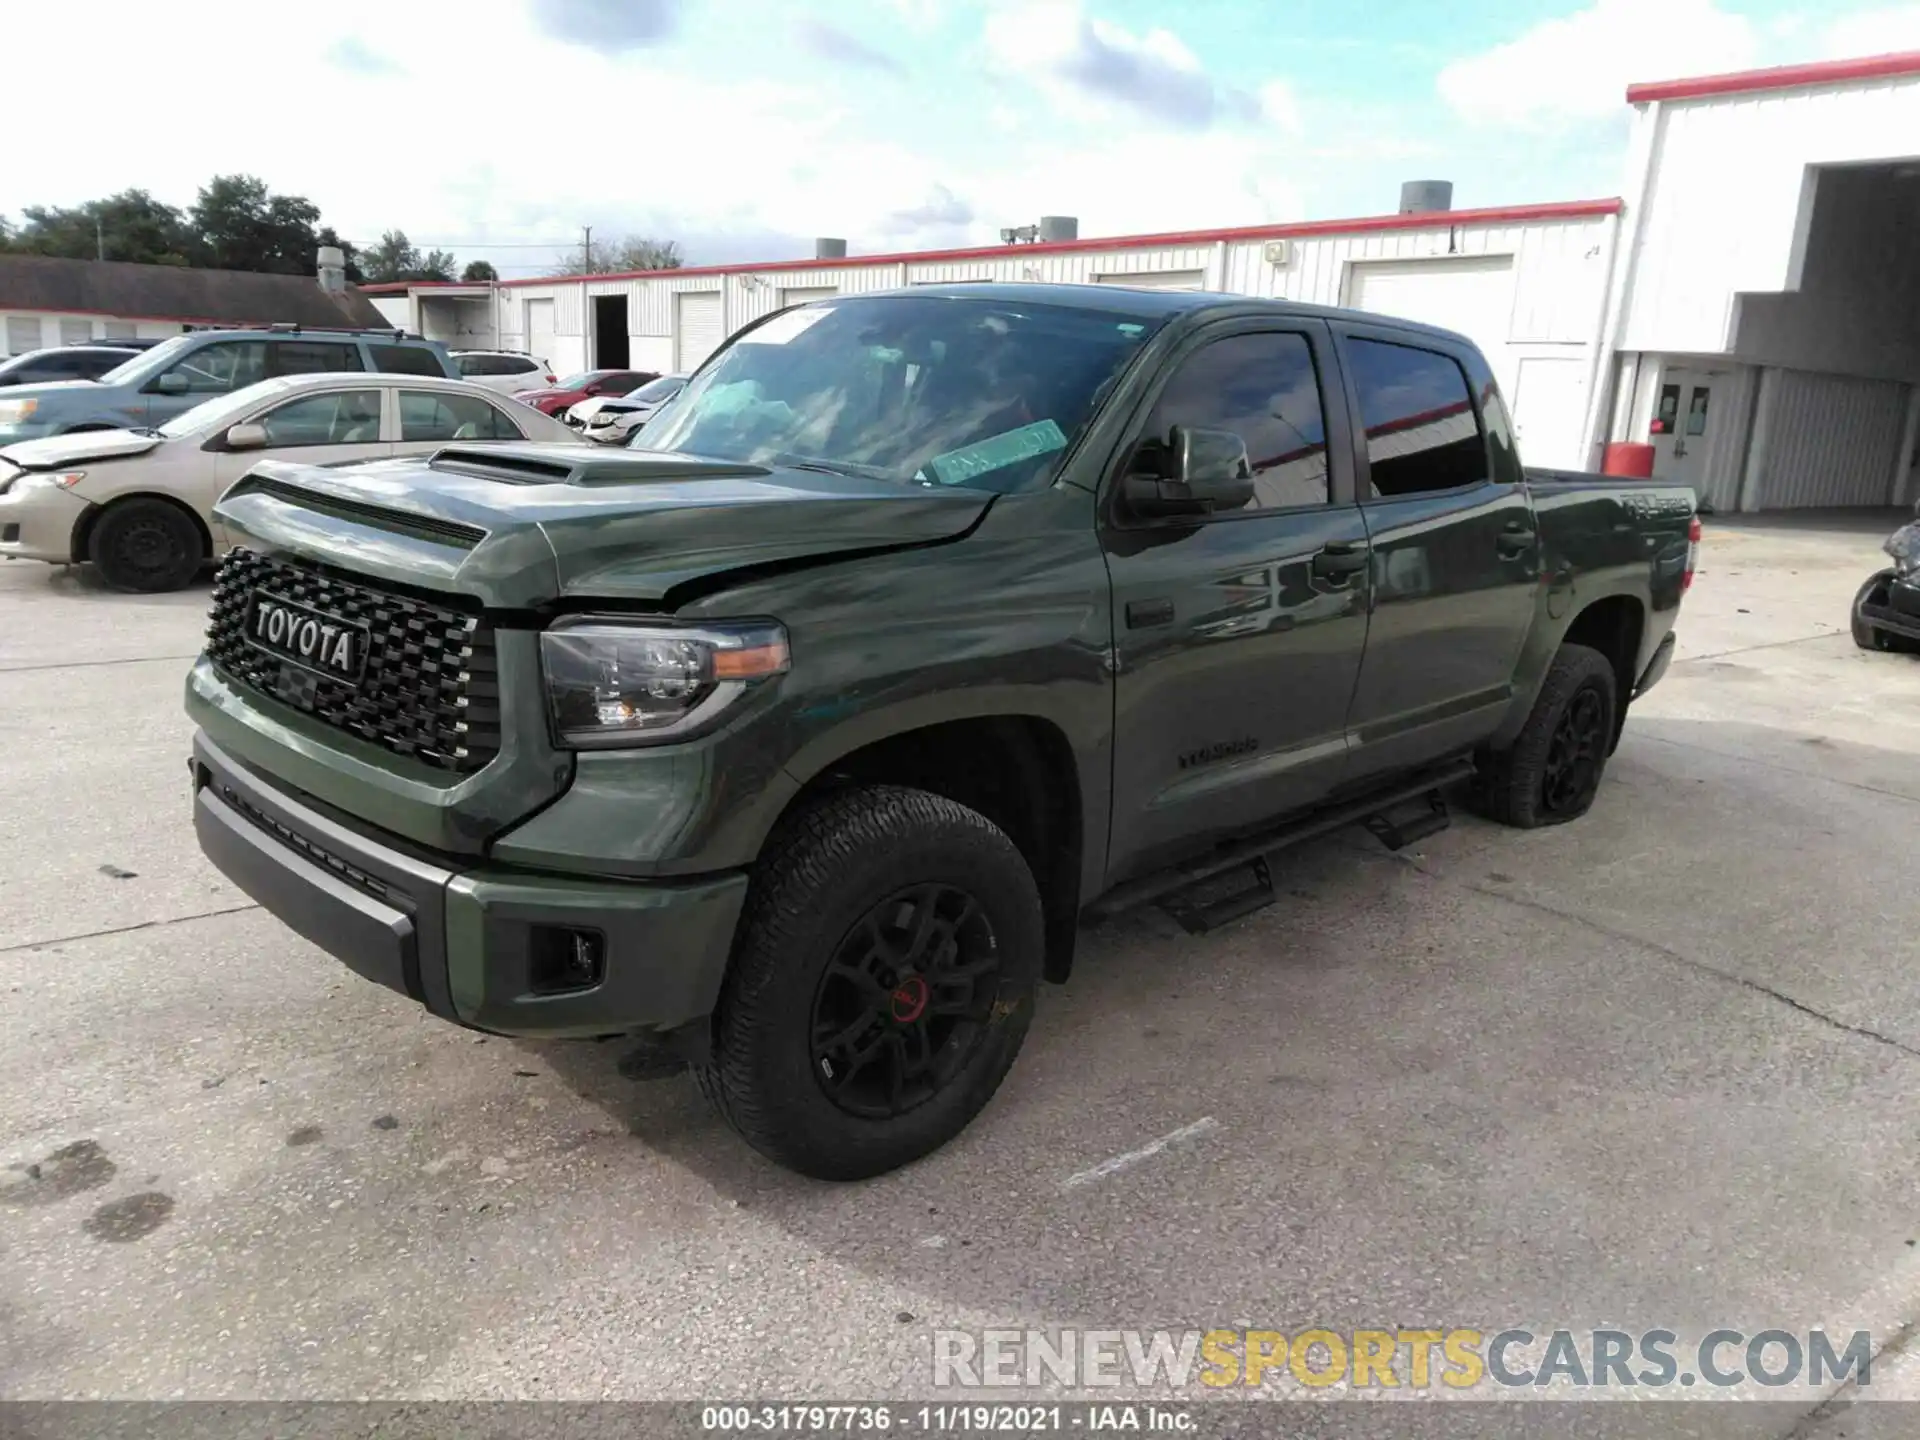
[3,513,1920,1436]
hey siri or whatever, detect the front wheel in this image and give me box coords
[1474,643,1619,829]
[89,497,206,593]
[697,785,1043,1180]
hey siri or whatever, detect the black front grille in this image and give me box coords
[205,549,500,772]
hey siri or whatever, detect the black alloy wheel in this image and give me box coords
[1541,683,1608,816]
[810,883,1001,1119]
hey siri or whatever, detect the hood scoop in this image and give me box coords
[426,445,771,487]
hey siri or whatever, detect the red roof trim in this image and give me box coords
[1627,50,1920,104]
[473,198,1620,290]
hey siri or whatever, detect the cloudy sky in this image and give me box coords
[7,0,1918,274]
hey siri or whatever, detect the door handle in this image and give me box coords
[1496,523,1536,558]
[1311,543,1368,582]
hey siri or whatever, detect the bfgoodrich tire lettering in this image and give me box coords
[89,497,205,593]
[696,784,1043,1180]
[1475,642,1619,829]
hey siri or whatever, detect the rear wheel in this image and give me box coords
[1474,643,1619,829]
[697,785,1043,1180]
[89,497,206,593]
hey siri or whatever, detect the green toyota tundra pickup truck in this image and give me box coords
[185,284,1697,1179]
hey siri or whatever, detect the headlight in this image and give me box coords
[1886,524,1920,577]
[0,398,39,424]
[539,619,790,747]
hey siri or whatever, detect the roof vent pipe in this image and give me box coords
[814,237,848,260]
[1038,215,1079,242]
[1398,181,1453,215]
[316,245,347,294]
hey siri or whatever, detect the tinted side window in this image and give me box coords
[506,357,539,374]
[399,391,520,441]
[1347,339,1487,499]
[369,344,448,377]
[272,341,364,377]
[1140,331,1330,511]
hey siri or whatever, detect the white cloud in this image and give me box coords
[1437,0,1759,127]
[1822,5,1920,56]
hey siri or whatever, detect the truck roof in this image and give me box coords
[879,281,1471,347]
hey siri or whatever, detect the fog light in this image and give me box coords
[529,925,605,995]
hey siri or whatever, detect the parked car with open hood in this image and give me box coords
[183,285,1696,1179]
[0,372,569,591]
[0,326,458,442]
[1852,508,1920,654]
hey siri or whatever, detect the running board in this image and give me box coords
[1088,758,1475,931]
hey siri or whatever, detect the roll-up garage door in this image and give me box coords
[1752,369,1909,508]
[675,291,724,371]
[524,299,556,368]
[1346,256,1516,361]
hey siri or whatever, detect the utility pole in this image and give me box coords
[582,225,593,276]
[96,217,105,262]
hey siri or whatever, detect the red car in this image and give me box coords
[519,369,659,419]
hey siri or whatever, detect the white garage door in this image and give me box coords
[779,285,837,308]
[1346,256,1516,360]
[1511,356,1590,470]
[524,299,556,370]
[1095,270,1206,291]
[675,291,725,371]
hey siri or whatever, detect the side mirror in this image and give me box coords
[1122,425,1255,519]
[153,371,190,396]
[223,422,268,451]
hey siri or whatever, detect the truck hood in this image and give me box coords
[213,443,992,609]
[0,428,161,469]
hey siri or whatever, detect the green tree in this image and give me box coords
[7,189,195,266]
[548,234,683,276]
[361,229,456,283]
[188,174,323,273]
[461,258,499,282]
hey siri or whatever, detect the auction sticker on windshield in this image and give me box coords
[924,418,1067,486]
[741,307,834,346]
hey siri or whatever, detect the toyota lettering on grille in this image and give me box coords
[243,591,370,682]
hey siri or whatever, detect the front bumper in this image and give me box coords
[190,732,749,1039]
[1858,570,1920,643]
[0,477,89,563]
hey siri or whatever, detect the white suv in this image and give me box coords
[450,350,554,397]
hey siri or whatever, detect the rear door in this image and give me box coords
[392,389,527,455]
[1331,322,1540,781]
[1102,319,1372,885]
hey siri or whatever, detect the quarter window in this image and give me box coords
[1139,331,1331,511]
[398,390,520,442]
[256,390,385,447]
[1346,339,1488,498]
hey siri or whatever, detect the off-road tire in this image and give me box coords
[89,497,205,593]
[696,785,1043,1181]
[1474,642,1619,829]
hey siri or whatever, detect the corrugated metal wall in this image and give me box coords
[1619,75,1920,356]
[1697,363,1757,513]
[1751,368,1909,509]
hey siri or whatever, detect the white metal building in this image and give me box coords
[374,199,1619,469]
[1585,51,1920,510]
[363,48,1920,509]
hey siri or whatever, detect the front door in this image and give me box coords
[1333,323,1543,782]
[1103,320,1371,886]
[1650,366,1719,493]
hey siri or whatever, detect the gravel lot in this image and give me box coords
[4,513,1920,1436]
